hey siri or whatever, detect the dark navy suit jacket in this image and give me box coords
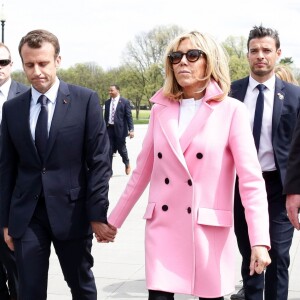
[230,76,300,185]
[104,97,134,138]
[7,80,29,101]
[0,80,111,240]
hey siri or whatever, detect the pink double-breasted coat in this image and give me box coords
[108,80,270,298]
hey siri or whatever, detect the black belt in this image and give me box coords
[262,170,279,180]
[107,124,114,127]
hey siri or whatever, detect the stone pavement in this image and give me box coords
[47,124,300,299]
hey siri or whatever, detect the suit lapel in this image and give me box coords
[18,91,38,160]
[231,77,249,102]
[44,83,71,161]
[272,78,285,140]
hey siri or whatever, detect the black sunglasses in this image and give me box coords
[168,49,204,64]
[0,59,11,67]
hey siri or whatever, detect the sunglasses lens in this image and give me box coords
[0,59,11,67]
[169,52,183,64]
[186,50,201,62]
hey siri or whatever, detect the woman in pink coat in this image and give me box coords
[108,31,271,300]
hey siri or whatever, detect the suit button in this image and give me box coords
[42,168,46,174]
[162,205,168,211]
[158,152,162,159]
[34,195,39,200]
[196,153,203,159]
[165,178,170,184]
[187,207,191,214]
[187,179,192,186]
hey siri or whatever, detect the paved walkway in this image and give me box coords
[47,124,300,299]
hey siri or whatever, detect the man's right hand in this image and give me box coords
[3,227,14,251]
[286,194,300,230]
[91,221,117,243]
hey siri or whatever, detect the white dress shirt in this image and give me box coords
[244,75,276,172]
[109,95,120,124]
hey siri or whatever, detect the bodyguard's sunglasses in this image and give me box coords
[0,59,11,67]
[168,49,205,64]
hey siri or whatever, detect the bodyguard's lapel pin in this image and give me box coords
[63,99,68,104]
[277,93,284,100]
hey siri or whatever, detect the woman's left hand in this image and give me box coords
[249,246,271,275]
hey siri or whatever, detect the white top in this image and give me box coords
[29,77,60,140]
[244,75,276,172]
[178,98,202,137]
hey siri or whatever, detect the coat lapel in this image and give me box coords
[179,80,223,153]
[44,83,71,161]
[179,101,214,153]
[272,78,284,140]
[157,100,188,167]
[22,92,38,156]
[152,80,223,168]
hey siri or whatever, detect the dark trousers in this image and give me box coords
[234,171,294,300]
[107,125,129,167]
[13,198,97,300]
[148,290,224,299]
[0,231,18,299]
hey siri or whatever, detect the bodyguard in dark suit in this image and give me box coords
[104,85,134,175]
[0,42,29,300]
[230,26,300,300]
[0,29,117,300]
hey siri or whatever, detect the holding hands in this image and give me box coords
[91,221,117,243]
[249,246,271,275]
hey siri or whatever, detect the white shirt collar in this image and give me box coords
[113,95,120,102]
[249,75,276,92]
[31,77,60,105]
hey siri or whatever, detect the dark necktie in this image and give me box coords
[35,95,49,161]
[253,84,265,152]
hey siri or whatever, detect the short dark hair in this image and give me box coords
[110,84,120,91]
[247,25,280,51]
[18,29,60,61]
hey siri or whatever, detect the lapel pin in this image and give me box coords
[63,99,68,104]
[277,93,284,100]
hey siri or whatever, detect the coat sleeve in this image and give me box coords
[229,101,270,249]
[84,92,112,223]
[125,99,134,132]
[0,104,18,228]
[108,106,155,228]
[283,113,300,194]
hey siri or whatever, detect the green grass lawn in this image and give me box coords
[132,110,150,124]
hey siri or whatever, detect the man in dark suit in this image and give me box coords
[104,85,134,175]
[0,29,117,300]
[230,25,300,300]
[0,42,29,300]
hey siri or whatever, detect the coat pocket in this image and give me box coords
[143,202,156,220]
[69,187,86,202]
[197,207,232,227]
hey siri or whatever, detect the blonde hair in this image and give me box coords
[163,31,231,101]
[275,64,299,85]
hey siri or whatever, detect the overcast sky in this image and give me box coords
[2,0,300,72]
